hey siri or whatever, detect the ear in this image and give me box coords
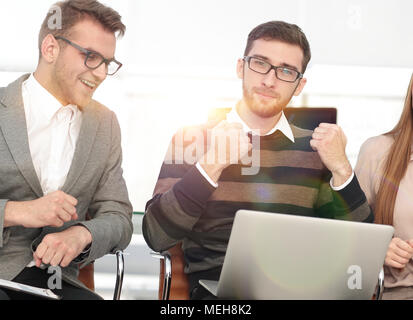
[293,77,307,97]
[40,34,60,64]
[236,58,244,80]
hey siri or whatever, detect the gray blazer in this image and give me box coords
[0,74,133,288]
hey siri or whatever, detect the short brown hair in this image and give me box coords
[244,21,311,74]
[38,0,125,57]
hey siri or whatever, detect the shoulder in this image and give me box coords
[356,134,393,176]
[0,74,30,106]
[86,99,119,127]
[355,134,393,204]
[359,134,394,157]
[0,87,5,102]
[88,99,113,116]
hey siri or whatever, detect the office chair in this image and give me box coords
[78,249,125,300]
[78,210,126,300]
[78,263,95,290]
[284,107,337,129]
[151,243,189,300]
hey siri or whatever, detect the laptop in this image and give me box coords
[199,210,394,299]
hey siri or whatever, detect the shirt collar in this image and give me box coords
[226,104,295,142]
[22,74,79,122]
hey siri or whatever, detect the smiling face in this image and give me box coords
[45,17,116,107]
[237,39,307,118]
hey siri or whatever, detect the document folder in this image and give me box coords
[0,279,61,300]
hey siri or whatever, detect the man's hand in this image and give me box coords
[33,226,92,268]
[199,121,252,183]
[4,191,78,228]
[310,123,353,187]
[384,237,413,269]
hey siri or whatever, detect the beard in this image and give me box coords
[52,58,96,108]
[242,82,295,118]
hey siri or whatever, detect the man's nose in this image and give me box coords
[92,62,107,81]
[262,68,278,87]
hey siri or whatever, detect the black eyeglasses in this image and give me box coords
[55,36,122,76]
[243,56,303,83]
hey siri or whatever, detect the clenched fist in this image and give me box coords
[384,237,413,269]
[4,190,78,228]
[199,120,252,183]
[33,225,92,268]
[310,123,353,187]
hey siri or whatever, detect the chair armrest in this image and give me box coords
[374,267,384,300]
[113,250,124,300]
[151,251,172,300]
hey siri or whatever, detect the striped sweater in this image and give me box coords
[143,117,374,275]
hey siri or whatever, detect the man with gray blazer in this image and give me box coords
[0,0,133,300]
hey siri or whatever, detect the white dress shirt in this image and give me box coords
[22,74,82,268]
[196,106,353,190]
[22,74,82,195]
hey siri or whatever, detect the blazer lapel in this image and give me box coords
[0,74,44,198]
[61,102,100,193]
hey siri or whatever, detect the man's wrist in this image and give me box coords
[196,162,219,187]
[198,162,226,184]
[331,162,353,187]
[4,201,21,228]
[71,225,93,248]
[330,171,354,191]
[73,242,92,263]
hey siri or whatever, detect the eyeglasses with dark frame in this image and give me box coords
[55,36,123,76]
[243,56,303,83]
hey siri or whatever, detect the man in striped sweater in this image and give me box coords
[143,21,374,299]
